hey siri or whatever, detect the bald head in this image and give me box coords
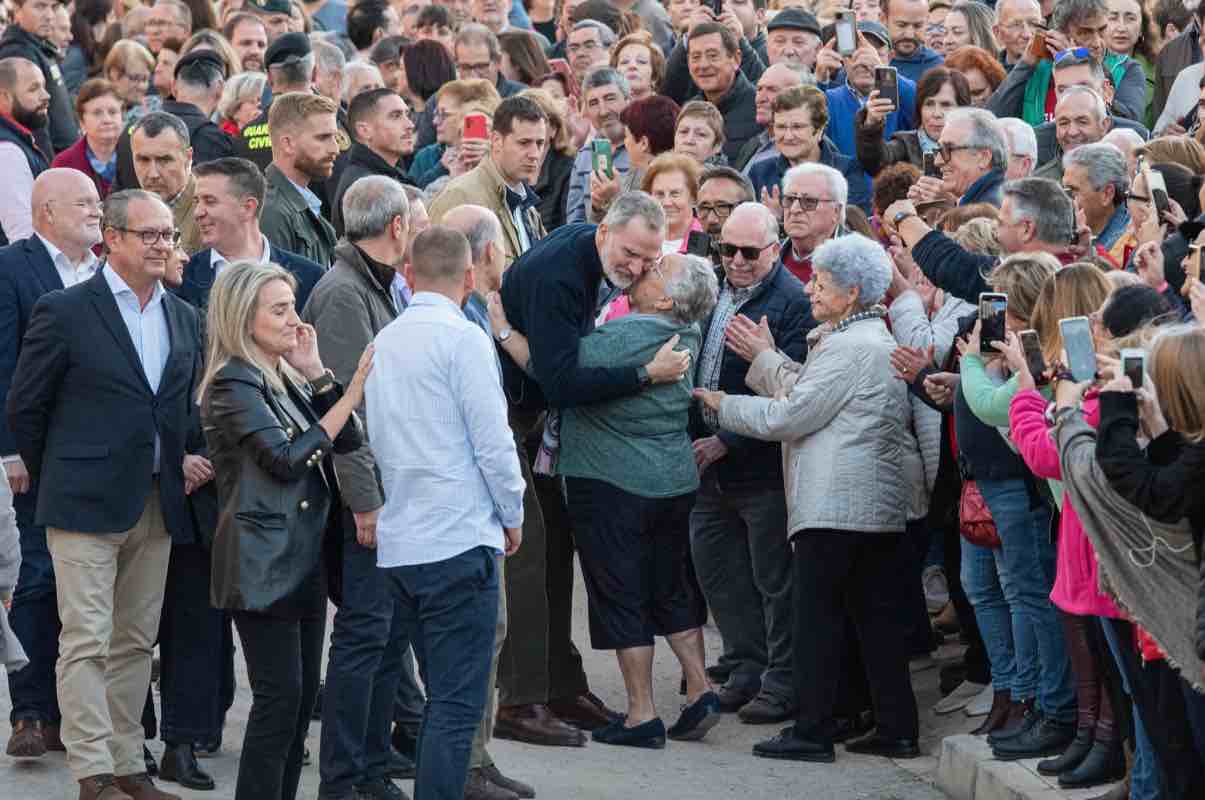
[440,205,506,292]
[32,168,103,258]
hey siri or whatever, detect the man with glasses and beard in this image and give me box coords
[0,57,49,245]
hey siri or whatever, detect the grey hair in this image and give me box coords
[131,110,191,147]
[572,19,617,48]
[812,234,892,308]
[342,175,410,241]
[455,23,502,62]
[776,61,815,86]
[452,205,504,264]
[730,201,779,244]
[782,161,848,210]
[1057,84,1108,122]
[581,64,629,99]
[1063,142,1128,200]
[270,52,316,90]
[946,107,1008,172]
[994,0,1041,22]
[103,189,170,232]
[342,60,383,103]
[1101,127,1144,154]
[997,117,1037,162]
[602,190,666,234]
[1052,0,1107,32]
[312,39,347,76]
[1002,177,1077,245]
[217,71,268,120]
[663,254,719,326]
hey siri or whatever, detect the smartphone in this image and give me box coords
[923,151,940,178]
[978,292,1007,354]
[1121,348,1146,388]
[462,112,488,141]
[1020,329,1047,384]
[708,0,722,14]
[685,230,711,258]
[1187,244,1202,289]
[548,57,571,73]
[875,66,899,110]
[835,11,857,56]
[1146,167,1170,218]
[591,137,613,178]
[1060,316,1096,382]
[1027,30,1048,63]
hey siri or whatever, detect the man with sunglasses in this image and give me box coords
[909,107,1008,208]
[689,201,814,724]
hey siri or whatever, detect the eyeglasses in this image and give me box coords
[1054,47,1093,64]
[772,122,813,137]
[698,201,737,220]
[457,61,493,76]
[782,194,836,212]
[1124,192,1150,203]
[937,142,977,161]
[1001,19,1043,33]
[112,227,181,246]
[719,241,775,260]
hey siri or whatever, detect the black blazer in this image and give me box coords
[202,358,362,615]
[175,247,326,314]
[6,268,202,540]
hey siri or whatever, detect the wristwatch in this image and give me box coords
[496,327,513,343]
[636,365,652,388]
[893,209,917,227]
[309,369,336,396]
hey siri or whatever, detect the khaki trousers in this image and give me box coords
[469,554,507,769]
[46,488,172,780]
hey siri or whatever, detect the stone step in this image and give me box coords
[937,733,1122,800]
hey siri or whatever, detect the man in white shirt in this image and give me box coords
[366,226,523,800]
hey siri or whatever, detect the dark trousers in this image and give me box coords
[393,647,425,735]
[6,514,61,724]
[232,610,326,800]
[387,546,499,800]
[903,519,936,657]
[791,529,919,742]
[320,513,408,793]
[496,419,589,706]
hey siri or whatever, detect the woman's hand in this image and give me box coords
[284,323,325,380]
[344,344,375,405]
[923,372,959,406]
[1189,279,1205,326]
[457,138,489,174]
[182,454,214,495]
[996,330,1033,391]
[725,314,775,362]
[487,291,511,338]
[590,167,621,214]
[1137,382,1170,439]
[955,319,982,358]
[890,343,935,383]
[863,90,894,128]
[1133,240,1165,290]
[1054,376,1090,410]
[692,387,726,413]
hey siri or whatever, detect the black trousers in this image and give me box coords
[791,529,919,742]
[232,610,326,800]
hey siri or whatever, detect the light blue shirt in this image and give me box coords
[103,264,170,472]
[288,177,324,218]
[366,292,525,567]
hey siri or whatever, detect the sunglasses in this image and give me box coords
[719,242,775,260]
[1054,47,1093,64]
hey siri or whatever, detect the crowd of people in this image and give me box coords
[1,0,1205,798]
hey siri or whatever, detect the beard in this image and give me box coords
[295,149,334,180]
[13,100,47,131]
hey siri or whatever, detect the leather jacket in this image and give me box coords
[202,358,362,616]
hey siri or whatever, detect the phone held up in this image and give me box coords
[835,11,857,56]
[874,66,899,111]
[591,138,614,179]
[1059,316,1096,382]
[1120,348,1146,389]
[462,112,489,141]
[1019,329,1047,385]
[923,151,940,179]
[685,230,712,259]
[978,292,1007,354]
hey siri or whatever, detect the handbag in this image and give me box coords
[959,479,1001,548]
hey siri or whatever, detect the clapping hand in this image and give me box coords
[725,314,775,362]
[890,343,935,383]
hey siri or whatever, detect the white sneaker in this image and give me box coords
[933,680,988,715]
[964,683,995,717]
[923,565,950,614]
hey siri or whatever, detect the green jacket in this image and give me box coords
[260,164,337,269]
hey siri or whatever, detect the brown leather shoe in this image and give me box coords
[494,704,586,747]
[7,718,47,758]
[971,691,1014,736]
[44,722,66,752]
[547,692,619,732]
[114,773,181,800]
[78,774,133,800]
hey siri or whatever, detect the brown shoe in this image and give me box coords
[114,773,181,800]
[547,692,619,732]
[970,691,1014,736]
[7,718,47,758]
[44,722,66,752]
[494,704,585,747]
[464,767,519,800]
[79,774,133,800]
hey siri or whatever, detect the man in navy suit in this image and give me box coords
[177,157,324,313]
[6,188,202,800]
[0,168,102,759]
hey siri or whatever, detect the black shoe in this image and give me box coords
[715,682,759,713]
[591,717,666,749]
[1037,728,1094,776]
[752,726,835,763]
[391,725,418,761]
[738,692,796,725]
[667,691,722,741]
[844,731,921,759]
[356,777,408,800]
[143,745,159,777]
[1058,739,1126,789]
[159,743,215,791]
[386,746,416,780]
[938,663,968,696]
[194,735,221,758]
[312,682,324,721]
[828,711,875,744]
[705,663,732,686]
[987,701,1038,746]
[993,717,1077,761]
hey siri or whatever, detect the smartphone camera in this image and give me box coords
[1121,348,1145,388]
[978,293,1007,354]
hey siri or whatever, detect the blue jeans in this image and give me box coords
[386,546,499,800]
[320,516,410,794]
[6,518,61,724]
[976,479,1074,722]
[959,539,1016,696]
[1100,617,1159,800]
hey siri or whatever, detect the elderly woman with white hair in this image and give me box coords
[217,71,268,135]
[697,234,921,764]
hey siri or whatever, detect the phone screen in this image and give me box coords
[875,66,899,109]
[836,13,856,55]
[979,293,1007,353]
[1060,317,1096,382]
[686,231,711,258]
[923,151,939,179]
[1020,329,1046,383]
[591,138,613,178]
[1122,352,1145,387]
[1147,168,1170,217]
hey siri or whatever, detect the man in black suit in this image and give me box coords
[0,168,102,759]
[6,188,202,800]
[178,156,324,313]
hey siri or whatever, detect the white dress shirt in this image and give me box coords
[104,264,170,472]
[366,292,525,568]
[36,233,99,288]
[211,234,273,276]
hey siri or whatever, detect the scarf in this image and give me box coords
[1055,413,1205,690]
[1022,53,1133,127]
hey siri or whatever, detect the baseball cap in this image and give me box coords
[858,20,892,48]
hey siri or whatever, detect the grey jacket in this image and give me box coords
[718,315,912,535]
[260,164,338,268]
[301,241,399,513]
[0,466,26,673]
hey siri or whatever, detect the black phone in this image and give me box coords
[978,292,1007,354]
[923,151,940,178]
[1060,316,1096,382]
[835,11,857,56]
[1020,329,1046,385]
[875,66,899,110]
[1147,167,1170,218]
[686,230,712,258]
[1121,348,1145,388]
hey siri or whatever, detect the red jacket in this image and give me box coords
[50,137,112,200]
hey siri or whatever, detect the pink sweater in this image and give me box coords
[1008,389,1123,619]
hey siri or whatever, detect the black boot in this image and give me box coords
[160,742,216,791]
[971,691,1013,737]
[1058,738,1126,789]
[985,698,1037,743]
[992,716,1076,761]
[1037,728,1094,776]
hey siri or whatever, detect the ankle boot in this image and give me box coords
[1059,738,1126,789]
[984,697,1035,741]
[1038,727,1095,775]
[970,691,1012,736]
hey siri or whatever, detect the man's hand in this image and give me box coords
[760,185,783,221]
[813,39,843,83]
[646,334,691,384]
[354,507,380,548]
[923,372,960,406]
[716,8,745,42]
[908,176,947,204]
[590,167,622,214]
[458,138,489,172]
[503,526,522,556]
[4,457,29,495]
[182,454,214,495]
[882,199,918,236]
[863,90,895,127]
[693,436,728,472]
